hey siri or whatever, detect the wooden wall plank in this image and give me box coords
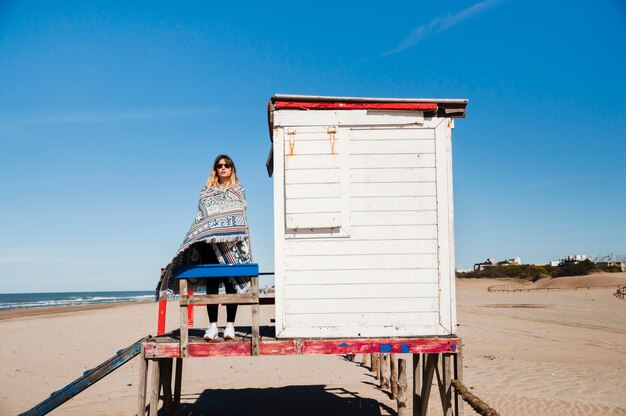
[350,154,436,169]
[285,168,339,184]
[351,167,436,183]
[350,182,436,198]
[285,297,439,314]
[284,269,438,285]
[351,196,437,211]
[285,239,437,256]
[350,225,437,240]
[286,183,341,199]
[286,197,342,214]
[284,253,438,271]
[285,312,439,327]
[350,139,435,155]
[286,282,439,299]
[351,211,437,226]
[347,128,434,141]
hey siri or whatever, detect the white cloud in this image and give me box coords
[381,0,505,57]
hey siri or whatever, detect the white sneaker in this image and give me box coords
[203,323,219,341]
[223,322,235,340]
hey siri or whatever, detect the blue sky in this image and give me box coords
[1,1,624,292]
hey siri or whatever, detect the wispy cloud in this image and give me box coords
[381,0,505,57]
[0,107,216,135]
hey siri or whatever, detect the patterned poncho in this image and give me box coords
[157,185,253,296]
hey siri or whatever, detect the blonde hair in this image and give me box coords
[205,154,240,190]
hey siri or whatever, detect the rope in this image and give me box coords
[451,379,500,416]
[614,286,626,299]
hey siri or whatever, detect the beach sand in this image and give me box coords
[1,273,625,415]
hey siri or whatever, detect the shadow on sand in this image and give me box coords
[173,384,396,416]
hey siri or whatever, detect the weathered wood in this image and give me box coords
[19,336,147,416]
[251,276,260,356]
[442,354,452,416]
[371,353,379,374]
[454,340,464,416]
[381,354,390,390]
[397,358,408,416]
[412,354,422,415]
[179,279,189,358]
[376,354,382,382]
[137,345,148,416]
[419,353,439,416]
[159,359,173,415]
[299,338,458,355]
[144,337,459,358]
[173,358,183,415]
[179,293,258,306]
[148,359,160,416]
[361,353,368,367]
[390,354,398,399]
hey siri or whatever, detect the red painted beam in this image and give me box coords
[143,338,458,358]
[300,338,458,355]
[273,101,438,112]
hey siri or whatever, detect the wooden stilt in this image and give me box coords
[251,276,260,356]
[412,353,422,415]
[442,354,452,416]
[381,354,390,390]
[377,354,382,382]
[137,345,148,416]
[371,353,379,374]
[148,359,161,416]
[454,341,464,416]
[179,280,189,358]
[397,358,408,416]
[418,353,438,416]
[160,359,173,415]
[361,353,368,367]
[390,354,398,399]
[173,358,183,413]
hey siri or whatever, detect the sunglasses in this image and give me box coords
[215,163,232,169]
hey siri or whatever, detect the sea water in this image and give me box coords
[0,291,154,310]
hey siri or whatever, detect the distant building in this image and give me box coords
[550,254,589,267]
[473,257,522,271]
[593,254,626,272]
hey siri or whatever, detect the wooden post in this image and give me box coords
[137,345,148,416]
[390,354,398,399]
[173,358,183,415]
[454,341,464,416]
[397,358,408,416]
[381,354,390,390]
[418,353,439,416]
[251,275,260,356]
[157,297,167,336]
[442,354,452,416]
[148,359,161,416]
[187,288,194,328]
[377,354,382,382]
[371,353,379,374]
[179,279,189,358]
[412,354,422,414]
[159,359,173,415]
[361,353,368,367]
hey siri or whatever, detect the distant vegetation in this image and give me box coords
[457,259,600,281]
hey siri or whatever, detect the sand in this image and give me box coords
[1,274,625,416]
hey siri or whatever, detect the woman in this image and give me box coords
[159,154,252,341]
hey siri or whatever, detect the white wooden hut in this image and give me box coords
[266,94,468,338]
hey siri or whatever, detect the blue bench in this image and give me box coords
[172,263,260,356]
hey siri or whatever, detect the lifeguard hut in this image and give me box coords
[268,94,466,339]
[138,94,469,416]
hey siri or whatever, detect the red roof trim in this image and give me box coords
[273,101,438,111]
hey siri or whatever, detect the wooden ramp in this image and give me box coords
[19,335,150,416]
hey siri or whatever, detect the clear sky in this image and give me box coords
[1,1,624,293]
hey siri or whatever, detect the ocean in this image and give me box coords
[0,291,155,311]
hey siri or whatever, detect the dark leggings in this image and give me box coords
[190,242,238,323]
[206,278,238,322]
